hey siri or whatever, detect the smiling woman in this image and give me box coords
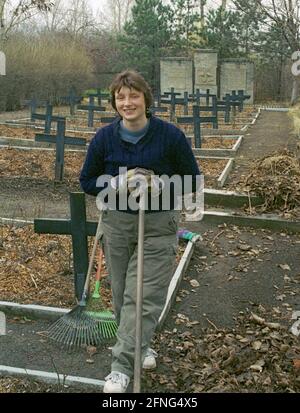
[114,88,146,130]
[79,69,201,393]
[110,70,153,130]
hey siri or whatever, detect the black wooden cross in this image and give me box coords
[215,98,231,123]
[77,96,106,127]
[223,93,242,116]
[35,118,86,182]
[161,87,182,121]
[189,89,212,106]
[34,192,98,300]
[225,90,251,113]
[236,90,251,111]
[32,104,57,134]
[149,106,168,116]
[177,105,219,148]
[194,94,231,124]
[168,91,191,116]
[154,93,161,107]
[88,88,110,106]
[23,97,38,121]
[61,87,83,116]
[99,115,118,125]
[196,95,218,129]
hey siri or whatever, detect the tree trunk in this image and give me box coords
[291,76,299,105]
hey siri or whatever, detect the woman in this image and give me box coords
[80,70,201,393]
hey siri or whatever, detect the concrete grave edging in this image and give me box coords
[192,135,243,157]
[0,365,105,390]
[217,158,235,188]
[195,155,234,188]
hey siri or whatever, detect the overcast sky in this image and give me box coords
[86,0,226,15]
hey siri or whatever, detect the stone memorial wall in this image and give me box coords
[160,50,254,103]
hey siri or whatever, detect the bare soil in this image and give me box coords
[0,222,299,393]
[0,106,299,393]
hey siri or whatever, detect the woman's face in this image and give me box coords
[115,86,147,125]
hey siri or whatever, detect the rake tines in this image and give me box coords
[47,306,105,347]
[86,310,118,339]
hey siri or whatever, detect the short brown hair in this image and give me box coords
[110,70,153,115]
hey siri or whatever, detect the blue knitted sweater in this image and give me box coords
[79,116,201,212]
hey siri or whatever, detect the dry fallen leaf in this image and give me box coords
[86,345,97,356]
[279,264,291,271]
[293,359,300,369]
[190,279,200,288]
[252,341,262,350]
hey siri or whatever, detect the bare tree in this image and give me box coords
[41,0,65,32]
[233,0,300,103]
[0,0,52,41]
[103,0,134,32]
[63,0,95,38]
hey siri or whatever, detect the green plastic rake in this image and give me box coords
[87,246,117,339]
[47,212,117,347]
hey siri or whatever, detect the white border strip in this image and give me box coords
[261,107,289,112]
[0,143,86,153]
[0,218,33,225]
[217,158,234,188]
[0,365,105,389]
[231,135,243,151]
[0,301,69,318]
[158,240,195,328]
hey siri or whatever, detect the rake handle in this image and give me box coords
[133,193,145,393]
[95,247,104,282]
[79,212,103,306]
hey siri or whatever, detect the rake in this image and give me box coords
[86,245,118,339]
[47,212,115,347]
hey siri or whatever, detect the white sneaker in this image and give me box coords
[103,371,130,393]
[142,348,158,370]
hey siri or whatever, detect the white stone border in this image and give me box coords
[158,238,197,328]
[0,142,86,153]
[260,107,289,112]
[0,217,33,226]
[196,155,235,188]
[0,365,105,389]
[0,120,95,135]
[217,158,234,188]
[192,135,243,158]
[231,135,243,151]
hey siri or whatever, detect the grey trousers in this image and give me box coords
[101,209,179,378]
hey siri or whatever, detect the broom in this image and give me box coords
[47,212,114,347]
[86,245,118,339]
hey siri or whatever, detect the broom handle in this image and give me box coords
[133,192,145,393]
[79,212,103,305]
